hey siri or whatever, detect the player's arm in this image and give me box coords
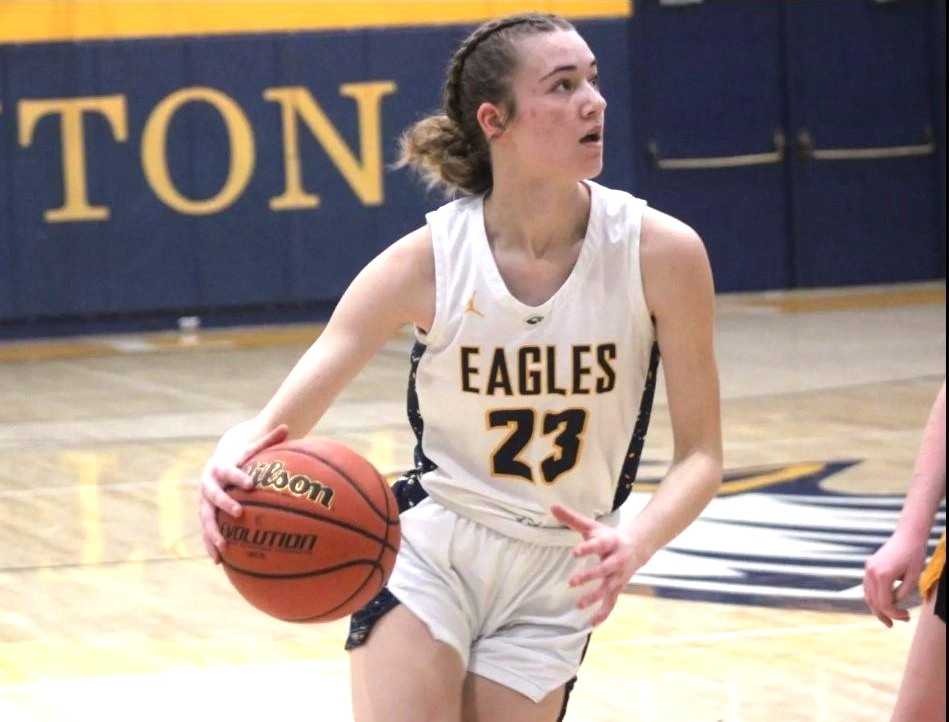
[863,381,946,626]
[199,226,435,560]
[622,208,723,558]
[889,381,947,543]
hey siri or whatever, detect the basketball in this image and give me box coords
[216,438,400,622]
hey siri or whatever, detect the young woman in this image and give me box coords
[199,14,722,722]
[864,381,946,722]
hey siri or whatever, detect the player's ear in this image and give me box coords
[476,101,507,141]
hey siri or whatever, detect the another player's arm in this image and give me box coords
[864,381,946,625]
[199,226,435,560]
[622,208,723,558]
[891,381,947,543]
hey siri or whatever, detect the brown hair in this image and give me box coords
[395,13,575,197]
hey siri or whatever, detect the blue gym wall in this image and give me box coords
[0,1,945,332]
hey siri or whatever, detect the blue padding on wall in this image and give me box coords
[8,43,115,317]
[276,30,377,305]
[0,46,15,318]
[186,34,293,309]
[935,0,947,264]
[98,39,201,313]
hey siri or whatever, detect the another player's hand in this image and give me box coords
[199,424,289,563]
[551,503,649,627]
[863,532,926,627]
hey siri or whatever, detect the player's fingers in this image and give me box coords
[198,502,225,561]
[211,463,254,491]
[570,555,622,587]
[865,592,898,627]
[578,578,610,610]
[201,532,222,564]
[885,582,912,623]
[238,424,289,466]
[894,577,915,604]
[201,478,242,518]
[591,592,619,627]
[862,579,878,615]
[876,597,904,624]
[862,571,887,616]
[571,536,615,561]
[864,572,907,625]
[551,503,597,536]
[863,574,893,626]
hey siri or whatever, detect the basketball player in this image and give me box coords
[864,381,946,722]
[199,14,722,721]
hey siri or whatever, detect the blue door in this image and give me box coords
[629,0,791,291]
[785,0,940,287]
[630,0,943,291]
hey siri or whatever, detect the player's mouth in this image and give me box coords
[579,127,603,146]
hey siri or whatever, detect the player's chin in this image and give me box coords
[577,146,604,173]
[579,158,604,180]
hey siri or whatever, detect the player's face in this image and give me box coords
[500,31,606,181]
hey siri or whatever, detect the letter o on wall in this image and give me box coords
[142,86,256,215]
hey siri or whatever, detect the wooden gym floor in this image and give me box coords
[0,281,945,722]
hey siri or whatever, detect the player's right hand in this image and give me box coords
[199,423,289,563]
[863,531,926,627]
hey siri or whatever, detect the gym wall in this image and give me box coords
[0,1,944,333]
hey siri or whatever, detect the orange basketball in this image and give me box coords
[216,438,400,622]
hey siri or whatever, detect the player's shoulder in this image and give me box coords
[384,224,434,284]
[640,207,713,314]
[370,225,435,331]
[641,207,706,265]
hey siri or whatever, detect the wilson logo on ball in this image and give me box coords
[244,460,336,510]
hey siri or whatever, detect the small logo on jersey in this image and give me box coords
[464,293,485,318]
[525,315,544,325]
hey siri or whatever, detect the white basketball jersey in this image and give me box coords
[407,180,658,545]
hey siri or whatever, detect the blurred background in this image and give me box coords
[0,0,944,338]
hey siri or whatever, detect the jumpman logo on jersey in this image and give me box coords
[464,293,485,318]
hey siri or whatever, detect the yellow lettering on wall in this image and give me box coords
[18,95,128,223]
[141,87,255,215]
[264,82,397,209]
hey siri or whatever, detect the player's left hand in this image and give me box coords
[551,503,649,626]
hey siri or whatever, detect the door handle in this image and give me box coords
[648,130,786,170]
[796,128,935,161]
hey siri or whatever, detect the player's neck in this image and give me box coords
[483,179,590,259]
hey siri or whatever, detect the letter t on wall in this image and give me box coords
[18,95,128,223]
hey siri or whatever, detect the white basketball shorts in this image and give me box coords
[385,497,597,703]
